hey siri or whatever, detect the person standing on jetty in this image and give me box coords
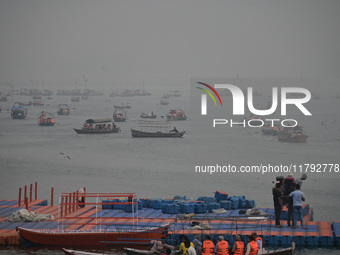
[290,184,306,229]
[272,182,283,228]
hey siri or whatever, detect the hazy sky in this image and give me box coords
[0,0,339,90]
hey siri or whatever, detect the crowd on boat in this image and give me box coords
[151,232,265,255]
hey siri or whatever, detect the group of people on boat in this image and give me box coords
[39,111,54,124]
[82,122,116,130]
[155,233,263,255]
[273,173,307,229]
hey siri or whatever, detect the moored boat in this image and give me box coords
[74,118,120,134]
[16,225,167,246]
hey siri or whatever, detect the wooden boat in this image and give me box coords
[74,118,120,134]
[278,126,308,143]
[57,104,71,115]
[131,129,185,138]
[140,112,156,119]
[11,104,28,119]
[38,111,55,126]
[278,133,308,143]
[131,120,185,138]
[262,243,295,255]
[113,109,127,122]
[114,103,131,109]
[166,109,187,121]
[16,225,167,246]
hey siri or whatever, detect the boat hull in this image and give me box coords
[74,128,120,134]
[17,226,166,246]
[124,248,157,255]
[262,247,294,255]
[278,134,308,143]
[131,129,185,137]
[39,122,54,126]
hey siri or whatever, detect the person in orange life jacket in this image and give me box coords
[231,235,245,255]
[201,235,214,255]
[180,235,195,255]
[215,236,229,255]
[245,236,259,255]
[185,240,197,255]
[251,233,262,251]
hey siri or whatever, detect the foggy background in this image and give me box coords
[0,0,340,93]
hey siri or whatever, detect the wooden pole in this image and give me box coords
[72,192,76,212]
[18,188,22,207]
[35,182,37,200]
[51,187,54,206]
[29,183,33,202]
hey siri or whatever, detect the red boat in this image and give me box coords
[16,225,168,246]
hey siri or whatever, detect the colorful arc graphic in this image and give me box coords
[196,82,223,106]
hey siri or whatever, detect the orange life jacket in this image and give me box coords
[233,241,245,255]
[216,240,229,255]
[202,240,214,255]
[255,237,262,245]
[249,240,259,255]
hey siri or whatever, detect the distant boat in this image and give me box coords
[11,103,28,119]
[33,100,44,106]
[114,103,131,109]
[140,112,156,119]
[113,109,127,122]
[166,109,187,121]
[74,118,120,134]
[38,111,55,126]
[278,126,308,143]
[57,104,70,115]
[131,120,185,138]
[160,98,169,105]
[71,97,80,102]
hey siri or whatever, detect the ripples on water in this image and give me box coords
[0,91,339,254]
